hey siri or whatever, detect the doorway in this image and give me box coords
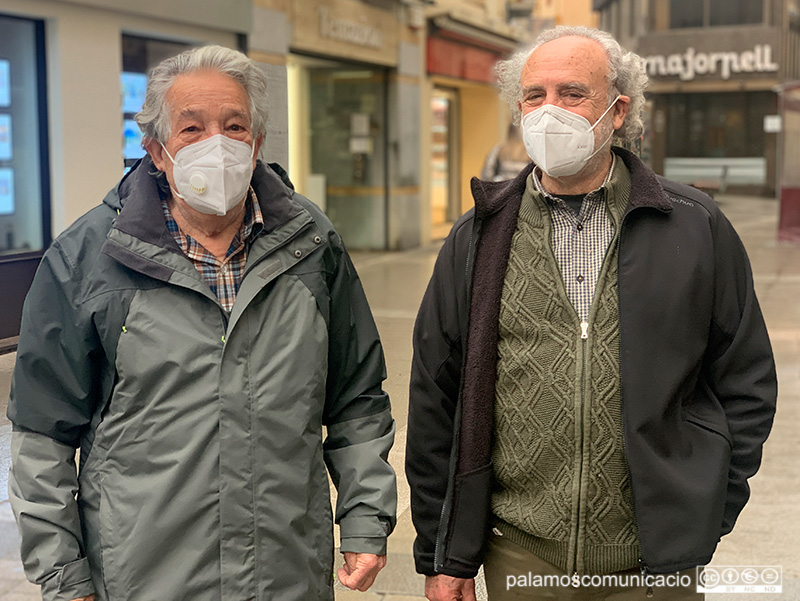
[430,88,460,240]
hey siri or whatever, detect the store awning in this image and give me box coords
[430,14,522,54]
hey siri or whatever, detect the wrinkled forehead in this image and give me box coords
[523,36,610,88]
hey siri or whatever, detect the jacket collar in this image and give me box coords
[108,155,304,248]
[470,146,672,218]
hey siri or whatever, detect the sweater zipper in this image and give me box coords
[572,320,589,574]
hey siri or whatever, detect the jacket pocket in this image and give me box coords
[683,410,733,448]
[445,462,493,567]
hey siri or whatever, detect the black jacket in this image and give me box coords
[406,148,777,578]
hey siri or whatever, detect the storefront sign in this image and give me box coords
[643,45,778,81]
[319,6,383,49]
[291,0,398,66]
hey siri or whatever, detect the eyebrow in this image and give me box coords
[176,108,250,121]
[522,82,592,96]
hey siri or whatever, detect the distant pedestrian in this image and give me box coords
[407,25,776,601]
[480,124,531,181]
[8,45,396,601]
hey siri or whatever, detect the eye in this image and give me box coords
[524,93,543,105]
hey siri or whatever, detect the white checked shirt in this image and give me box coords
[532,156,617,326]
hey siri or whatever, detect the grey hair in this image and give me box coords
[135,45,269,146]
[496,26,648,142]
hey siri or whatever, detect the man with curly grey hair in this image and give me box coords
[406,26,776,600]
[8,45,396,601]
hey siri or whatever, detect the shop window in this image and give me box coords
[665,92,774,158]
[669,0,763,28]
[709,0,762,25]
[669,0,702,28]
[0,14,49,257]
[121,35,193,171]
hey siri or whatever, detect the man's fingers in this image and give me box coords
[337,553,386,591]
[424,575,476,601]
[461,577,478,601]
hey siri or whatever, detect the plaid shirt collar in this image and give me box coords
[162,188,264,311]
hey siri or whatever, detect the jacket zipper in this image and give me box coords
[640,558,654,597]
[617,203,667,582]
[617,208,646,576]
[434,217,480,572]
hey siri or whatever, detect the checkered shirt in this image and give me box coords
[162,189,264,312]
[532,156,617,323]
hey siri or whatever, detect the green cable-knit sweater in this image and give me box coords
[491,162,641,575]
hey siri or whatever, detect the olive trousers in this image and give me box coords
[483,532,704,601]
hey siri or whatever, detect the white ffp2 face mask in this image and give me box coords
[161,134,255,215]
[521,96,620,178]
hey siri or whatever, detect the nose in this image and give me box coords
[206,124,224,137]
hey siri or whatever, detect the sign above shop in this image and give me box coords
[643,44,778,81]
[319,6,383,49]
[291,0,398,67]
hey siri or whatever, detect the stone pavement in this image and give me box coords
[1,193,799,600]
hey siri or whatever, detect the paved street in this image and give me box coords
[1,193,799,600]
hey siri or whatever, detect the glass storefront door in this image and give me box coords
[0,14,49,343]
[287,55,388,250]
[430,88,460,240]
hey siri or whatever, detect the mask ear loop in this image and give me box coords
[583,95,622,163]
[588,95,622,132]
[158,142,186,201]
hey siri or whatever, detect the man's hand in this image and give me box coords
[70,597,95,601]
[425,574,477,601]
[337,552,387,591]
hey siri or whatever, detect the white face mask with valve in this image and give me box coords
[161,134,255,216]
[521,95,620,178]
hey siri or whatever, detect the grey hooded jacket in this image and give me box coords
[7,157,397,601]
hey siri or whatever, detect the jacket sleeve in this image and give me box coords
[707,211,777,536]
[7,242,99,601]
[406,224,468,577]
[322,239,397,556]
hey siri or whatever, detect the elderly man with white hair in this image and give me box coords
[406,26,776,601]
[8,45,396,601]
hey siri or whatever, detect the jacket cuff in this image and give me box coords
[339,536,387,555]
[40,557,95,601]
[339,515,390,555]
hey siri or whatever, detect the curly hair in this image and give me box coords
[496,26,648,142]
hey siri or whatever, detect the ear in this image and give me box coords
[613,95,631,131]
[252,134,264,167]
[144,138,168,172]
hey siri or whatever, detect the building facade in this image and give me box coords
[596,0,800,197]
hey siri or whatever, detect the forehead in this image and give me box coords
[522,36,609,89]
[166,69,250,116]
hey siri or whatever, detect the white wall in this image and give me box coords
[0,0,239,235]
